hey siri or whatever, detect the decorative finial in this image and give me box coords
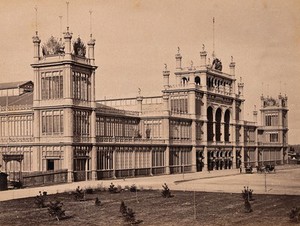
[66,2,69,29]
[231,56,233,62]
[212,17,215,58]
[279,80,282,94]
[59,16,63,41]
[164,63,167,71]
[202,44,205,51]
[138,88,141,95]
[254,105,256,111]
[190,60,193,68]
[240,77,242,83]
[34,6,38,35]
[177,46,180,54]
[89,10,93,36]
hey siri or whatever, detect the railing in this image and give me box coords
[207,141,233,146]
[0,104,32,112]
[0,137,34,143]
[96,170,114,179]
[244,121,256,126]
[169,139,192,144]
[96,108,139,116]
[169,165,192,174]
[152,166,165,175]
[141,110,165,116]
[73,136,90,143]
[96,136,166,144]
[207,87,232,96]
[257,142,283,147]
[41,54,91,65]
[22,169,68,187]
[73,171,92,182]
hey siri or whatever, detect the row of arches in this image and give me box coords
[207,76,232,89]
[207,107,231,142]
[181,76,201,85]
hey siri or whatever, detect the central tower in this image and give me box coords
[31,27,97,182]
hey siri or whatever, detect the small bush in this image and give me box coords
[130,184,137,192]
[109,183,119,193]
[120,200,127,215]
[34,191,47,208]
[242,186,254,201]
[48,200,66,221]
[161,183,173,198]
[85,187,94,194]
[244,199,253,213]
[119,200,142,225]
[73,186,85,201]
[289,207,300,222]
[95,197,101,206]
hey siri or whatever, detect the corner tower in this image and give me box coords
[31,27,97,182]
[258,94,288,164]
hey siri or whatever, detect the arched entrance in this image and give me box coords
[215,108,222,141]
[2,154,23,184]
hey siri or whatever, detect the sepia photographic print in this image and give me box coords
[0,0,300,225]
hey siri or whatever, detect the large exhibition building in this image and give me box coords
[0,26,289,184]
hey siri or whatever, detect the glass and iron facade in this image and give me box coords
[0,29,289,183]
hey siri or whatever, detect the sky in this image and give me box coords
[0,0,299,144]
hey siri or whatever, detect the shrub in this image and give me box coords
[73,186,85,201]
[34,191,47,208]
[48,200,66,221]
[95,197,101,206]
[244,199,253,213]
[109,183,119,193]
[119,200,142,225]
[242,186,254,201]
[161,183,173,198]
[289,207,300,222]
[130,184,137,192]
[120,200,127,215]
[85,187,94,194]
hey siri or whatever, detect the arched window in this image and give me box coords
[224,109,230,142]
[215,108,222,141]
[182,77,188,85]
[207,107,213,141]
[195,76,200,85]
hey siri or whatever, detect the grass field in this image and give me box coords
[0,187,299,226]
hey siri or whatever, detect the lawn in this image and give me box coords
[0,185,299,226]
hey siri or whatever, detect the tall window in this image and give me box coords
[41,71,63,99]
[170,93,188,114]
[170,120,191,140]
[73,71,91,101]
[269,132,279,142]
[42,110,63,135]
[96,116,139,138]
[73,110,91,136]
[265,113,279,126]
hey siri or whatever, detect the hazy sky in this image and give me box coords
[0,0,299,144]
